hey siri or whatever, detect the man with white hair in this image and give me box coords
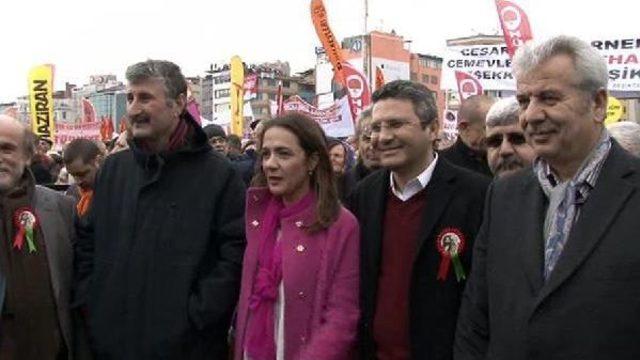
[0,115,76,359]
[608,121,640,157]
[455,36,640,359]
[484,97,535,177]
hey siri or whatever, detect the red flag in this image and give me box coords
[455,71,484,104]
[375,67,385,91]
[81,98,97,124]
[341,63,371,121]
[119,116,128,134]
[495,0,533,58]
[105,117,114,140]
[276,82,284,116]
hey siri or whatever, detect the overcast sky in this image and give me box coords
[1,0,637,101]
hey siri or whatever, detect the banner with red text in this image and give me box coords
[55,121,101,147]
[273,95,355,137]
[591,37,640,91]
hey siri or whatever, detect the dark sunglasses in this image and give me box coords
[486,132,527,148]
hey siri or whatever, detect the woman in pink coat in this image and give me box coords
[234,113,360,360]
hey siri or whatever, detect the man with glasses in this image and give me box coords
[484,97,536,177]
[349,80,489,360]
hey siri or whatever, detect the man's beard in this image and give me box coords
[495,156,526,176]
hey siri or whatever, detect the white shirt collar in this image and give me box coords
[390,153,439,201]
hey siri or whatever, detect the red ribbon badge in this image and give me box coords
[436,228,466,282]
[13,207,38,253]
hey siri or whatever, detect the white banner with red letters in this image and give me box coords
[591,37,640,92]
[442,36,640,92]
[274,95,355,138]
[55,121,101,147]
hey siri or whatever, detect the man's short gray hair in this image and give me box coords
[608,122,640,157]
[125,60,188,101]
[513,35,608,95]
[486,97,520,128]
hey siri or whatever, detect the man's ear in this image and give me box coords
[427,120,440,141]
[175,93,188,114]
[592,88,608,124]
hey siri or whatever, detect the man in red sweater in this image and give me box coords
[349,80,489,360]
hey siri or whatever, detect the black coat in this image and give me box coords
[439,138,492,177]
[349,158,489,360]
[74,115,246,359]
[455,142,640,360]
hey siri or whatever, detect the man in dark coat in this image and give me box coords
[440,95,495,177]
[349,81,489,360]
[455,36,640,360]
[74,60,246,359]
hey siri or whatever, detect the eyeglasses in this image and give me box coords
[485,132,527,148]
[370,119,422,133]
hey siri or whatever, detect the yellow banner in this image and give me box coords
[230,56,245,137]
[605,96,624,126]
[27,64,55,141]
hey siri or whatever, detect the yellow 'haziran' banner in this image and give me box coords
[28,64,55,141]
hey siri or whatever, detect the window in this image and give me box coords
[431,76,438,85]
[215,89,230,99]
[214,75,230,84]
[215,104,230,113]
[422,74,430,83]
[282,80,291,88]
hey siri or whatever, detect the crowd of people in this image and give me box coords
[1,34,640,360]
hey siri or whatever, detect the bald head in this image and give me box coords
[459,95,496,126]
[0,115,35,193]
[457,95,496,152]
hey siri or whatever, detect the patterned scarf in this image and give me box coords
[535,129,611,280]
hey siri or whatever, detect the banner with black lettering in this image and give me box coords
[442,45,514,91]
[28,64,55,142]
[442,36,640,92]
[591,37,640,92]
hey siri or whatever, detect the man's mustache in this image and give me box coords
[129,113,150,124]
[495,156,526,173]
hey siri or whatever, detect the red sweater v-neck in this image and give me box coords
[373,186,428,359]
